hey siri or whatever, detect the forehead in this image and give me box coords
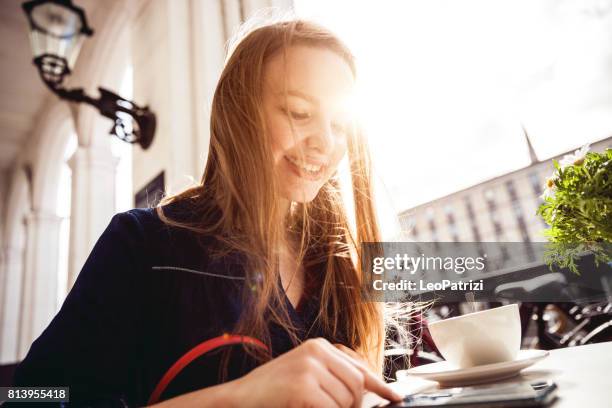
[263,45,355,105]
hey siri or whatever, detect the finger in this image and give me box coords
[340,352,401,402]
[309,340,365,407]
[321,340,403,402]
[333,343,355,355]
[317,364,355,408]
[323,352,365,408]
[334,344,368,365]
[312,384,342,408]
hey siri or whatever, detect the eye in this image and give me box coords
[283,107,311,121]
[290,111,311,120]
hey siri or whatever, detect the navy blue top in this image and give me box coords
[12,201,339,407]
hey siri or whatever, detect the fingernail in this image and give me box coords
[392,390,404,401]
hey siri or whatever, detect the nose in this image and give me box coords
[306,117,336,155]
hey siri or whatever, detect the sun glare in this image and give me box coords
[294,0,612,221]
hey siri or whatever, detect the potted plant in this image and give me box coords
[537,144,612,273]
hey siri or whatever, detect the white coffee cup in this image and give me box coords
[427,304,521,368]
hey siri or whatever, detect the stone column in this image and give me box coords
[0,171,7,360]
[66,143,119,290]
[132,0,197,193]
[191,0,226,175]
[17,211,62,359]
[0,244,25,364]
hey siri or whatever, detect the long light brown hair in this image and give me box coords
[157,19,386,374]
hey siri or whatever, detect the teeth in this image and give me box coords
[286,156,322,173]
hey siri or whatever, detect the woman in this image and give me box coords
[13,19,403,407]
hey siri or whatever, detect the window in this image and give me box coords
[529,172,541,196]
[484,189,496,211]
[517,215,531,243]
[444,204,455,224]
[505,180,517,201]
[472,225,482,241]
[428,219,437,234]
[512,201,523,217]
[493,221,503,236]
[425,206,435,220]
[399,214,414,232]
[464,197,481,241]
[465,198,476,219]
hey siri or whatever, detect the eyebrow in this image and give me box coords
[276,90,318,104]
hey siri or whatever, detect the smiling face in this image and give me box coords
[262,45,355,203]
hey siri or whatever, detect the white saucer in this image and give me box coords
[397,349,549,386]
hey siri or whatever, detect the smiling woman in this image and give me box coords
[10,18,402,408]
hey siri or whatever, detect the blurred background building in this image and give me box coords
[398,136,612,243]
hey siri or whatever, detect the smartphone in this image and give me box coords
[377,380,557,407]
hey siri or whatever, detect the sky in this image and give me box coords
[293,0,612,212]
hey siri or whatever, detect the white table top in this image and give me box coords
[363,341,612,407]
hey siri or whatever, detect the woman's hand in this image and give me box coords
[230,337,403,408]
[333,343,372,369]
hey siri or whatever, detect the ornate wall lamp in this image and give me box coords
[22,0,156,149]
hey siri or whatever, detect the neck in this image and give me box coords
[279,197,291,219]
[276,198,296,257]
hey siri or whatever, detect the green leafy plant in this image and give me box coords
[537,146,612,274]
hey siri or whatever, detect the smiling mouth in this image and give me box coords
[284,155,326,180]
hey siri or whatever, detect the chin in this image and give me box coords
[283,186,322,203]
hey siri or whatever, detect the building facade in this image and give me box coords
[398,136,612,244]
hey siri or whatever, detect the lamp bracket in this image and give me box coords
[34,54,155,149]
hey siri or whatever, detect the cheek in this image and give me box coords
[267,118,296,163]
[328,140,348,170]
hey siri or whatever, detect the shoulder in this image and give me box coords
[109,198,216,268]
[111,198,201,239]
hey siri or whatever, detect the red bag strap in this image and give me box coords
[148,334,269,405]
